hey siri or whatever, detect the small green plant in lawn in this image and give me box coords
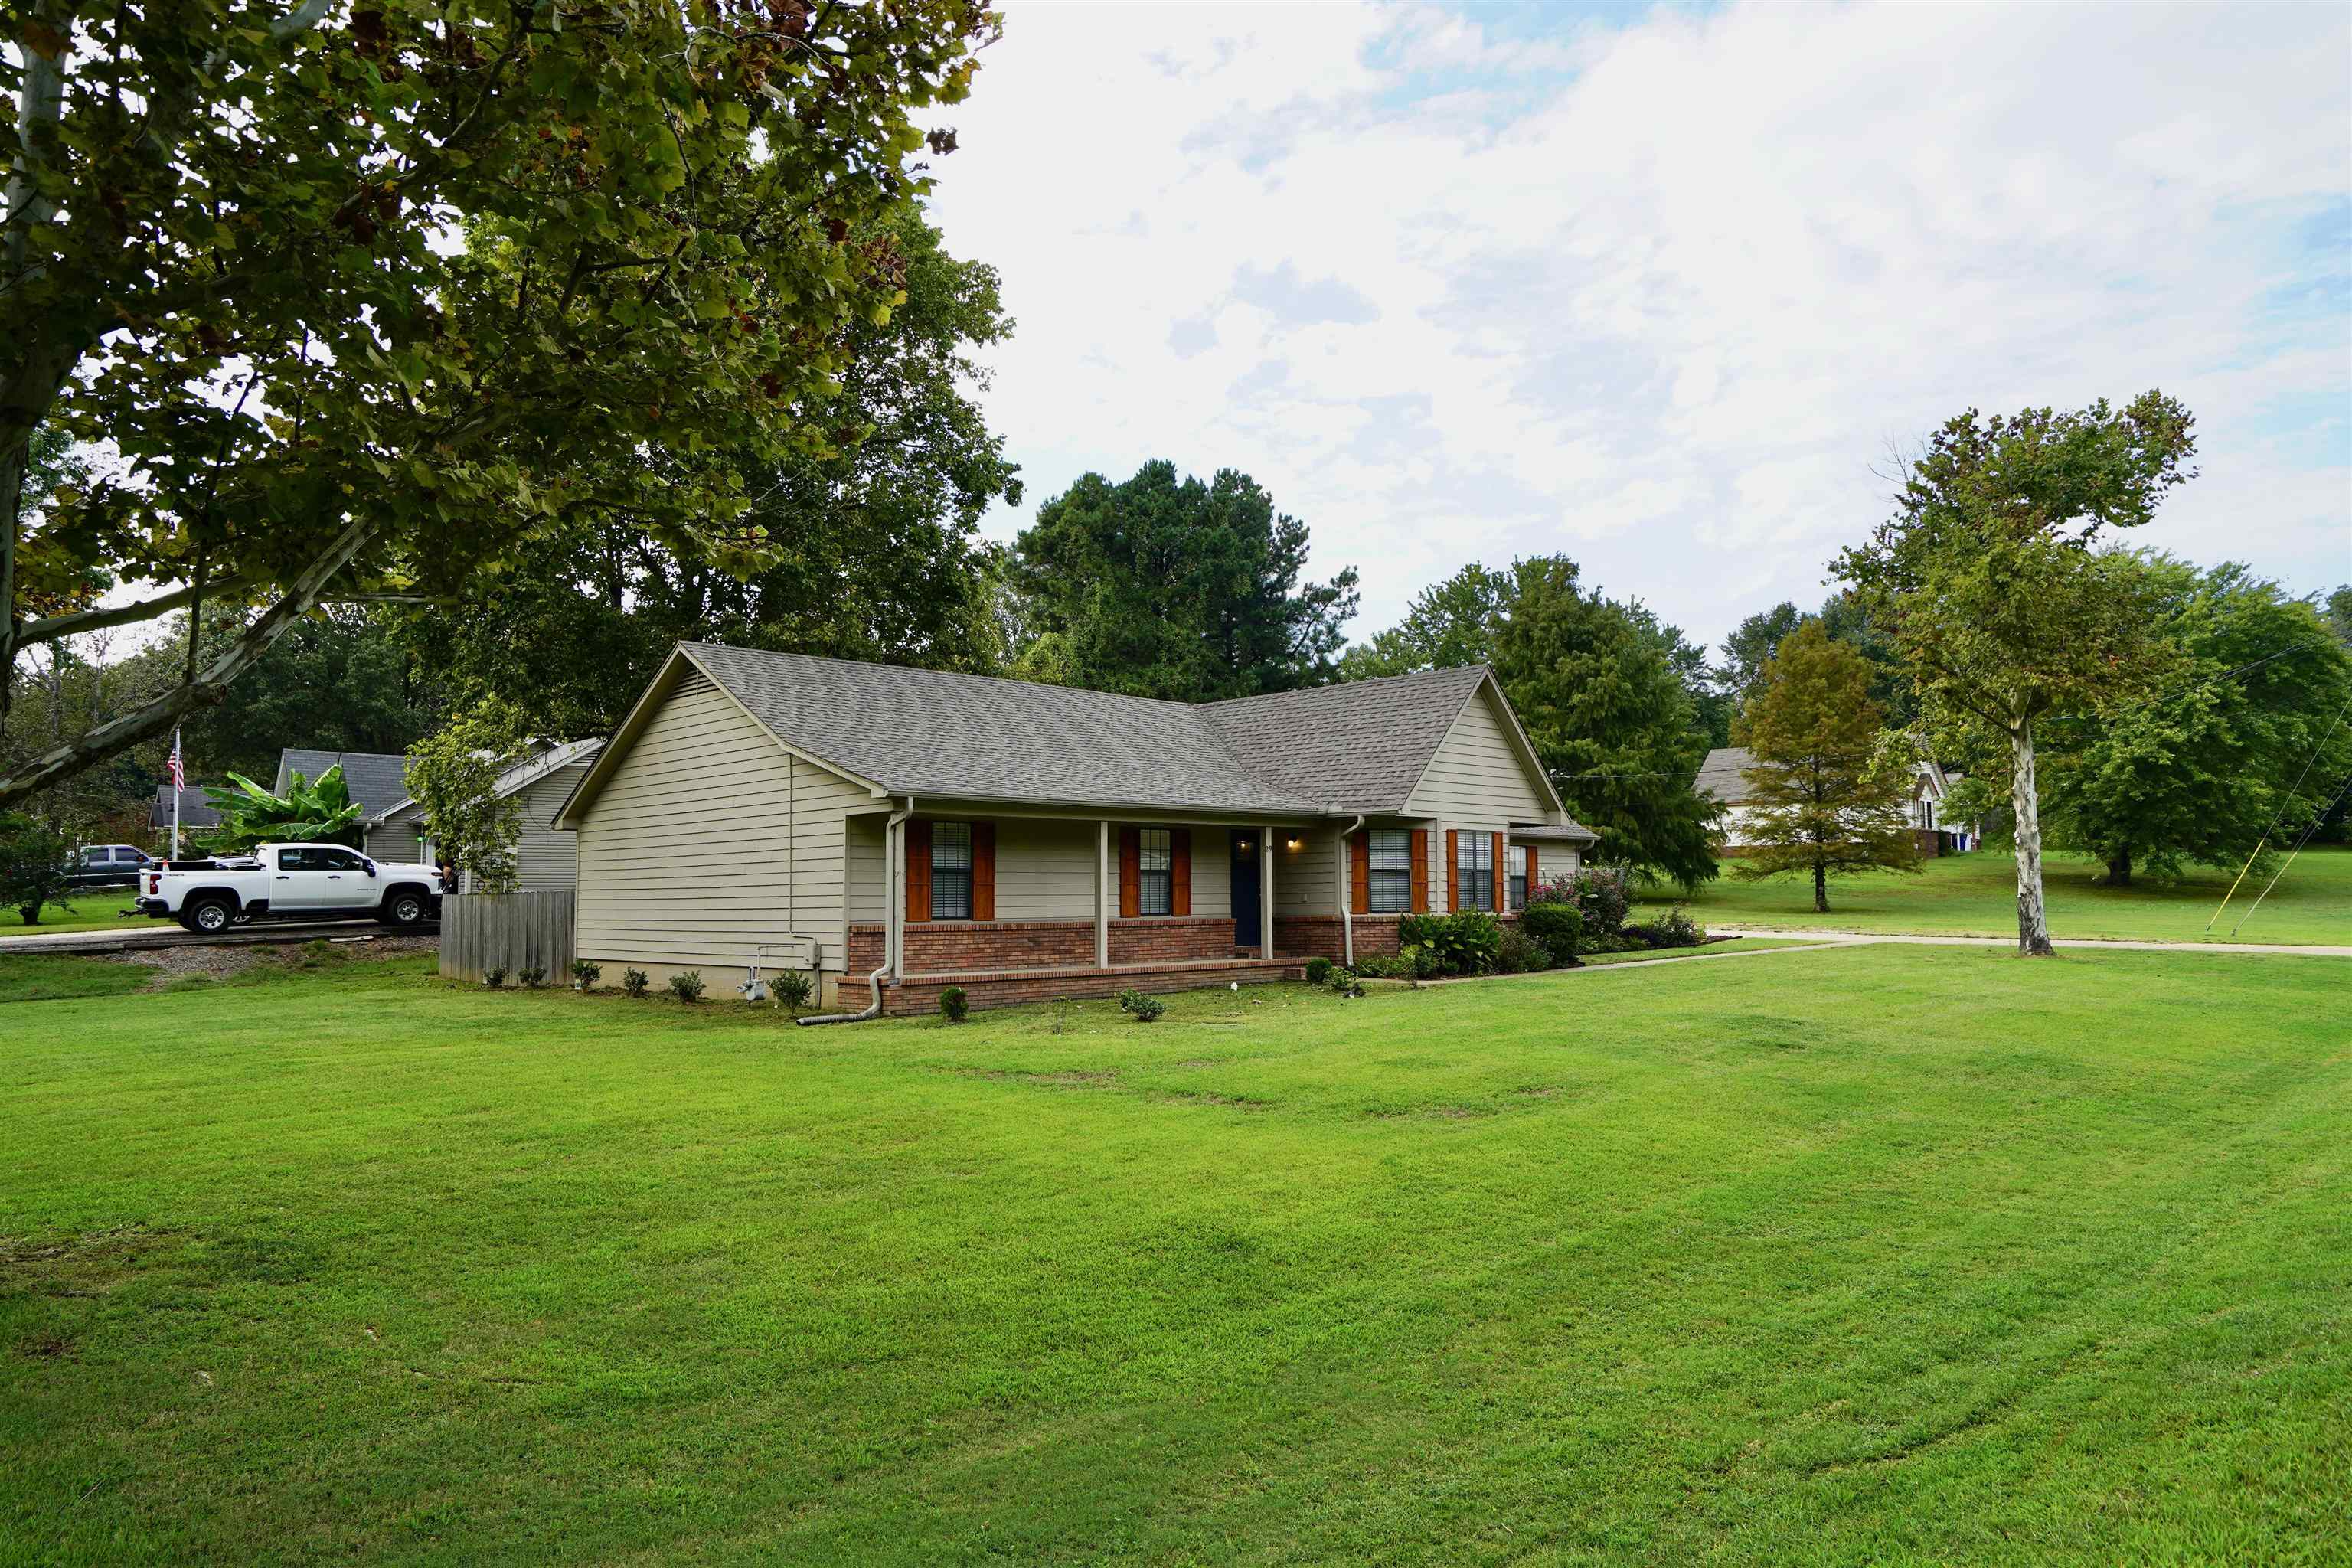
[299,937,334,968]
[773,969,815,1010]
[1305,956,1333,985]
[570,959,602,991]
[939,985,969,1024]
[1325,965,1364,997]
[515,965,544,989]
[482,965,507,990]
[1118,988,1165,1023]
[669,971,706,1004]
[622,968,650,999]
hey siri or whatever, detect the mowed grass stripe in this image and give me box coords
[1,945,2345,1565]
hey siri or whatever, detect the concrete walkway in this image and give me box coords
[1706,926,2352,959]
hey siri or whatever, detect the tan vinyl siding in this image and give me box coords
[364,803,426,864]
[575,671,867,974]
[1406,685,1552,826]
[1270,822,1332,917]
[513,764,587,890]
[864,818,1238,923]
[845,812,887,924]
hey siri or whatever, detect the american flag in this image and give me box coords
[168,730,185,789]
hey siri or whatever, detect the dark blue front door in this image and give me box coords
[1230,832,1262,946]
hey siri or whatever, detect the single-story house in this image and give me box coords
[274,748,411,821]
[1695,746,1975,856]
[148,784,222,835]
[554,644,1598,1014]
[365,738,604,890]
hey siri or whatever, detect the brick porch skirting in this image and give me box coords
[848,916,1245,976]
[1273,915,1402,962]
[877,956,1303,1017]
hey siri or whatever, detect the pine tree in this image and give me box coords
[1732,624,1919,912]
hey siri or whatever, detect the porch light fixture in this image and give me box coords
[1285,837,1302,851]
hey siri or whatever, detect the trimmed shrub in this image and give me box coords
[1494,928,1551,974]
[517,965,545,989]
[570,959,602,990]
[939,985,969,1023]
[482,965,507,989]
[1520,898,1583,965]
[1622,905,1705,950]
[1118,988,1166,1023]
[668,970,705,1004]
[1400,910,1502,975]
[1304,956,1333,985]
[622,967,649,998]
[773,969,815,1009]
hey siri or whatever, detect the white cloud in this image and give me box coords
[923,0,2352,649]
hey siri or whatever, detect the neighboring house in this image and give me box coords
[273,748,411,822]
[1695,746,1975,856]
[148,785,223,836]
[366,738,606,891]
[554,644,1598,1014]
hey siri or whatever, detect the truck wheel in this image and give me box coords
[381,889,430,928]
[181,897,235,935]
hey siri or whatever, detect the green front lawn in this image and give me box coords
[4,947,2346,1565]
[2,900,157,938]
[1645,844,2352,945]
[1570,935,1822,966]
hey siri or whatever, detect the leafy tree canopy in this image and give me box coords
[2031,558,2352,884]
[1835,392,2197,953]
[1730,621,1918,911]
[0,808,75,923]
[404,701,528,890]
[1011,462,1359,702]
[2,0,999,805]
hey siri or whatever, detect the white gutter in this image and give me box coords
[1336,814,1366,967]
[798,796,914,1026]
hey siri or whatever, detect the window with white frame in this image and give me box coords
[1138,828,1173,915]
[1508,844,1529,911]
[1455,832,1494,910]
[932,821,973,920]
[1368,829,1412,913]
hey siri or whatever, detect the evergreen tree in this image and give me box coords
[1491,557,1720,888]
[1731,623,1917,912]
[1011,463,1359,701]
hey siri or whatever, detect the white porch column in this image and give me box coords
[887,812,906,982]
[1096,819,1112,968]
[1260,828,1275,956]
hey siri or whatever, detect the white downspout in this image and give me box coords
[798,797,913,1026]
[1336,814,1365,967]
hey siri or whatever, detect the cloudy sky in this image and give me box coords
[920,0,2351,653]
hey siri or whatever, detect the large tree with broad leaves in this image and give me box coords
[1835,394,2195,955]
[2,0,997,806]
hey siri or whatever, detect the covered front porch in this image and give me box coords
[838,808,1376,1014]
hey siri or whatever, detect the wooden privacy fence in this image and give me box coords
[441,890,574,984]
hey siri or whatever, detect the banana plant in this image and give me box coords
[198,766,365,854]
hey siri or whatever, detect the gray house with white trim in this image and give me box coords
[554,644,1595,1014]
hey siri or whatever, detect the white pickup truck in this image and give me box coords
[136,843,444,934]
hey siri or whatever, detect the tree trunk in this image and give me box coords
[2106,847,2132,887]
[1812,861,1828,913]
[2010,715,2053,956]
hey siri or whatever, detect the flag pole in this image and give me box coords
[170,727,183,859]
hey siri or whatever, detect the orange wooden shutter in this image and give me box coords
[1171,829,1191,916]
[905,819,932,923]
[1446,829,1460,912]
[1119,828,1141,918]
[1409,829,1429,912]
[1524,844,1538,901]
[1492,832,1505,911]
[1349,831,1370,915]
[971,822,995,922]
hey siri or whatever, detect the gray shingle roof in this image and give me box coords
[678,645,1539,819]
[1694,746,1764,803]
[274,749,410,818]
[1200,665,1489,811]
[149,784,222,829]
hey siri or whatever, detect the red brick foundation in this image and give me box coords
[1274,915,1401,962]
[848,916,1244,975]
[875,956,1302,1016]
